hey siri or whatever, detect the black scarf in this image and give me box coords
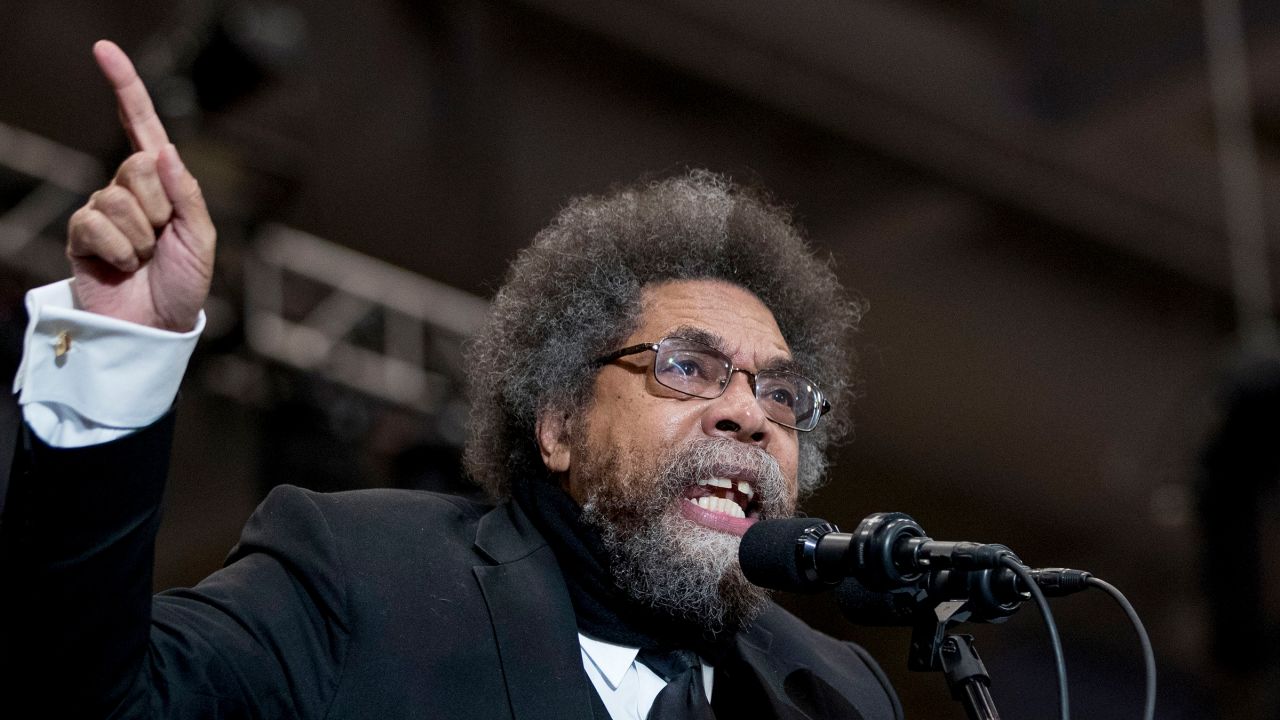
[510,475,736,663]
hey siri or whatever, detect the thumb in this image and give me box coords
[156,143,215,242]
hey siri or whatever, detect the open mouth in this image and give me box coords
[683,476,759,519]
[679,472,763,536]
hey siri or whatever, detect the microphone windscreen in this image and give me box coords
[834,577,925,626]
[738,517,833,593]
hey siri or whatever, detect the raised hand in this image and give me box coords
[66,40,215,331]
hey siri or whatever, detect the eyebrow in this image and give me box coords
[667,324,805,375]
[669,325,725,352]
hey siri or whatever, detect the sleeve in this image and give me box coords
[13,279,203,448]
[0,415,350,720]
[1,411,176,716]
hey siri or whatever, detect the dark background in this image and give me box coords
[2,1,1279,717]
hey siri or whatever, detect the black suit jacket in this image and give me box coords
[0,415,901,719]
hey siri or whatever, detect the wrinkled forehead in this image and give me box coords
[633,280,794,370]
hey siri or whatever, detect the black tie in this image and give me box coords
[638,648,717,720]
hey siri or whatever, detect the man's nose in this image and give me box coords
[701,371,772,444]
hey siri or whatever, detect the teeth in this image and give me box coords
[694,496,746,519]
[698,477,733,489]
[737,481,753,499]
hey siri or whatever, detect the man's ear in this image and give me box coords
[536,409,572,473]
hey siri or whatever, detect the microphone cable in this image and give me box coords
[1085,576,1156,720]
[739,516,1154,719]
[1000,555,1069,720]
[1002,564,1155,720]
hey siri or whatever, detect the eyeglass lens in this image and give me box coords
[653,337,822,430]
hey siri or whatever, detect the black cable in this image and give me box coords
[1086,576,1156,720]
[1001,555,1069,720]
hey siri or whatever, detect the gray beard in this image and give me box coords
[577,437,796,634]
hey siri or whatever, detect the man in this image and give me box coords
[0,41,901,719]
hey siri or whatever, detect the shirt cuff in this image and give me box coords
[13,279,204,445]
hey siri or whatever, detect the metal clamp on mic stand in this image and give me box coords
[908,557,1026,720]
[841,514,1027,720]
[908,600,1003,720]
[739,514,1052,720]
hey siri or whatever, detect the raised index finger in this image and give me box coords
[92,40,170,152]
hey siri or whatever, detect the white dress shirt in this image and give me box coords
[14,279,202,447]
[13,279,712,720]
[579,633,714,720]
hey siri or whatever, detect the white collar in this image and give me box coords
[578,633,640,691]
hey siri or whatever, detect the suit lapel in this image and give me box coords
[726,617,867,720]
[470,504,866,720]
[728,622,814,720]
[473,503,596,720]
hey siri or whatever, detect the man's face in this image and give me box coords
[540,279,802,630]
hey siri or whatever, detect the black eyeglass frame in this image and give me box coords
[594,336,832,432]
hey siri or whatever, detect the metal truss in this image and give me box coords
[244,223,489,417]
[0,122,105,280]
[0,123,489,427]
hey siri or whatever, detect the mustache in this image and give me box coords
[660,438,794,519]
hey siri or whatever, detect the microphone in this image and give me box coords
[739,514,1094,625]
[737,516,841,593]
[739,513,1013,593]
[835,563,1030,626]
[833,575,928,626]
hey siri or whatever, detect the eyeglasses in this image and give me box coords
[595,336,831,432]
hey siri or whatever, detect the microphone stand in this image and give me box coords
[909,600,1002,720]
